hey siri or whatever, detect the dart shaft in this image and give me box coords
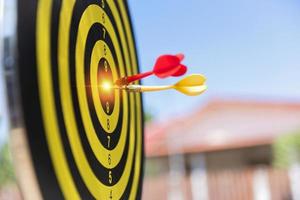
[120,84,173,92]
[127,71,153,84]
[115,71,152,85]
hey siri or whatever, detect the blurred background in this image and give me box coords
[130,0,300,199]
[1,0,300,199]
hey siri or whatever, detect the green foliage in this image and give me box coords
[0,142,15,186]
[144,111,154,123]
[273,131,300,168]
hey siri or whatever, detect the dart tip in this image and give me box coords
[115,77,129,86]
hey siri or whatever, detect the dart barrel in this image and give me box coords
[3,0,144,199]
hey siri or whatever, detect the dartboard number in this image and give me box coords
[107,135,111,148]
[108,171,112,184]
[109,190,113,199]
[107,118,110,130]
[102,27,106,39]
[102,12,105,24]
[104,60,108,71]
[103,44,107,56]
[108,153,111,165]
[106,102,110,113]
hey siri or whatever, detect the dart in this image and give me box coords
[116,74,207,96]
[115,53,187,85]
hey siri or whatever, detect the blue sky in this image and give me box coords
[1,0,300,142]
[128,0,300,121]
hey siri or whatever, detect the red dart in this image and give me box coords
[115,53,187,85]
[172,64,187,77]
[171,54,186,77]
[176,53,184,61]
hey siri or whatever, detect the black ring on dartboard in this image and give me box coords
[84,23,123,150]
[67,1,131,185]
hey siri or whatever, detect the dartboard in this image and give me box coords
[14,0,144,199]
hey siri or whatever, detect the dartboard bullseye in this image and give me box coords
[14,0,144,199]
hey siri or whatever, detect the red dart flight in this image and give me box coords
[115,53,187,85]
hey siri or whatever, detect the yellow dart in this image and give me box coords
[117,74,207,96]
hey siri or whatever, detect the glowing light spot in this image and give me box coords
[101,81,112,91]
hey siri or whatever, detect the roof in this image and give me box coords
[145,98,300,157]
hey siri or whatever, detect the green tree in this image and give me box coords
[273,131,300,168]
[0,142,15,186]
[144,111,154,123]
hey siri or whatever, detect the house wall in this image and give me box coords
[145,144,272,176]
[143,145,292,200]
[203,145,272,170]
